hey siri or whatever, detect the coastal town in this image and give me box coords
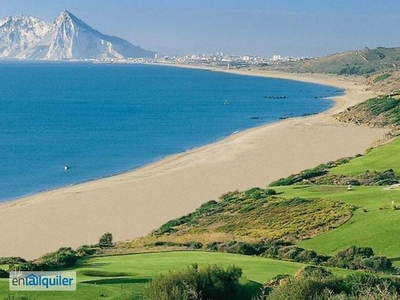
[91,52,313,67]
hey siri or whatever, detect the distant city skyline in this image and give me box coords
[0,0,399,58]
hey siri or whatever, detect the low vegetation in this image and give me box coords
[335,95,400,127]
[326,246,392,272]
[150,188,353,243]
[270,137,400,186]
[3,233,113,273]
[144,264,246,300]
[266,47,400,76]
[263,266,400,300]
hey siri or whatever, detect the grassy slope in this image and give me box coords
[273,185,400,259]
[0,251,354,300]
[143,191,353,247]
[334,95,400,128]
[269,47,400,76]
[330,137,400,176]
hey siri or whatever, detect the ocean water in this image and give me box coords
[0,63,342,202]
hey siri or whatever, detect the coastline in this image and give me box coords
[0,66,389,259]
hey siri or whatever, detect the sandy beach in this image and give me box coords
[0,67,389,260]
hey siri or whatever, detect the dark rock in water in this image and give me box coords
[301,112,318,117]
[264,95,287,99]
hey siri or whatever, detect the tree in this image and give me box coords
[98,232,114,248]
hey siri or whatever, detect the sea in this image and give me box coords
[0,62,342,202]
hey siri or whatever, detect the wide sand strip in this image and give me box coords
[0,69,388,259]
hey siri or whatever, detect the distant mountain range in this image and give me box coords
[0,10,155,60]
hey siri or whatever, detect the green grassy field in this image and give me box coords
[0,251,356,300]
[330,137,400,176]
[273,185,400,259]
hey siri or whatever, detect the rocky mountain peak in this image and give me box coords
[0,11,155,60]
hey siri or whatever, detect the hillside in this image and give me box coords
[334,94,400,129]
[269,137,400,187]
[118,137,400,263]
[265,47,400,93]
[264,137,400,258]
[270,47,400,75]
[149,190,353,243]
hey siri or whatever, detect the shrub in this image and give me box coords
[98,232,115,248]
[269,176,296,186]
[344,272,400,296]
[182,241,203,249]
[146,241,203,249]
[76,245,98,256]
[327,246,393,272]
[144,264,246,300]
[267,267,400,300]
[0,269,9,278]
[37,247,78,270]
[267,275,343,300]
[294,266,334,279]
[10,262,42,272]
[245,187,276,199]
[0,257,26,265]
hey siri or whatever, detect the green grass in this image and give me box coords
[373,73,391,83]
[0,251,356,300]
[273,185,400,258]
[330,137,400,176]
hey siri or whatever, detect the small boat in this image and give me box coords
[223,100,229,105]
[64,164,70,170]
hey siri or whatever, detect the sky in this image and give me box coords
[0,0,399,58]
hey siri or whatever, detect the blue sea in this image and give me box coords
[0,62,342,202]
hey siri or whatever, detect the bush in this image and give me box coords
[245,188,276,199]
[0,269,9,278]
[40,248,78,270]
[269,176,296,186]
[266,267,400,300]
[146,241,203,250]
[76,245,98,256]
[344,273,400,297]
[183,241,203,249]
[267,275,342,300]
[98,232,115,248]
[10,262,42,272]
[144,264,246,300]
[0,257,26,265]
[327,246,393,272]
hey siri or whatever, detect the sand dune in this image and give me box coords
[0,68,388,259]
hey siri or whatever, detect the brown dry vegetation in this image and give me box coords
[121,188,354,252]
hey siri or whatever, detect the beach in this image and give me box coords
[0,67,389,260]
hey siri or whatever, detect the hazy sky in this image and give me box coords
[1,0,399,57]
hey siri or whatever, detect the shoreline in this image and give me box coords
[0,66,389,259]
